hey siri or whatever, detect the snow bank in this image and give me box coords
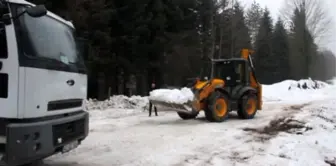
[147,78,333,104]
[84,78,335,111]
[288,78,328,90]
[263,78,334,103]
[85,95,148,110]
[148,87,194,104]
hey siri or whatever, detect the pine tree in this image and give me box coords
[271,18,290,82]
[254,8,273,84]
[216,8,233,59]
[230,2,252,57]
[313,49,336,81]
[216,2,251,59]
[288,6,318,80]
[245,0,263,47]
[194,0,220,77]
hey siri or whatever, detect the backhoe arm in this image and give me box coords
[241,49,262,110]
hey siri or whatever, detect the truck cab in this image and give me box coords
[0,0,89,165]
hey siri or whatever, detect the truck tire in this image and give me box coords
[177,111,199,120]
[205,91,230,122]
[238,93,258,119]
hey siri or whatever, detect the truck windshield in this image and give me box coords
[14,5,85,72]
[22,12,78,64]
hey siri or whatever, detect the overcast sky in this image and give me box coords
[242,0,336,53]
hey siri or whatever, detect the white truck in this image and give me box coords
[0,0,89,165]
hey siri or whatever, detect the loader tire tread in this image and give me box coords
[205,91,230,122]
[238,93,258,119]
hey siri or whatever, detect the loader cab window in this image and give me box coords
[235,64,242,74]
[0,22,7,59]
[213,61,236,79]
[213,60,246,86]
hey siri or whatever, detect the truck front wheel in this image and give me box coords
[205,91,230,122]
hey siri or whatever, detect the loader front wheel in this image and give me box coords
[177,111,199,120]
[205,91,230,122]
[238,93,258,119]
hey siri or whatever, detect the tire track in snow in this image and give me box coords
[45,101,314,166]
[172,101,314,166]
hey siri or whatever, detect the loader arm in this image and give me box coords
[241,49,262,110]
[149,78,225,114]
[191,78,225,111]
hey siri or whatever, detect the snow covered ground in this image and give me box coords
[44,78,336,166]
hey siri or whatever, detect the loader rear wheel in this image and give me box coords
[205,91,230,122]
[238,93,258,119]
[177,111,199,120]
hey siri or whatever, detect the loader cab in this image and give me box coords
[211,58,250,87]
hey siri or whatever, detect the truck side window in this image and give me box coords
[0,23,7,59]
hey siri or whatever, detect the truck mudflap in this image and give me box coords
[3,111,89,166]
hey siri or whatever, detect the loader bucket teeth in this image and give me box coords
[149,99,194,113]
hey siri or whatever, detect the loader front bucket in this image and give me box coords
[149,99,194,114]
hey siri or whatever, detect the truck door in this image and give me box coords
[0,21,19,118]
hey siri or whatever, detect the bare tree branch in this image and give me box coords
[280,0,334,46]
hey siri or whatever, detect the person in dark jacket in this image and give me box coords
[149,82,158,117]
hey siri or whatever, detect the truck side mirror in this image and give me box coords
[1,5,47,25]
[26,5,47,18]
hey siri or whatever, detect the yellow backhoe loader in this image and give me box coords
[149,49,262,122]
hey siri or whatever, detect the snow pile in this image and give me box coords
[148,87,194,104]
[85,95,148,110]
[84,78,335,111]
[263,78,333,103]
[288,78,328,90]
[147,78,333,104]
